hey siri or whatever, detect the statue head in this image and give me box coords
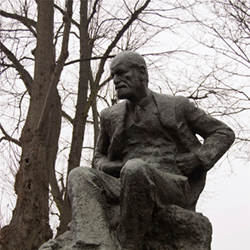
[110,51,149,103]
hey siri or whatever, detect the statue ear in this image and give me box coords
[138,65,146,81]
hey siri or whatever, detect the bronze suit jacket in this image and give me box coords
[94,91,235,210]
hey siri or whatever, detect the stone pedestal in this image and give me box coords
[143,205,212,250]
[39,204,212,250]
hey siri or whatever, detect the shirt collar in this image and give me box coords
[126,91,153,111]
[136,91,153,108]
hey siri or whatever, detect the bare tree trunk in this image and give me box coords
[90,72,100,149]
[67,0,91,175]
[0,1,55,249]
[57,0,91,235]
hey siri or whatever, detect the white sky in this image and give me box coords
[197,159,250,249]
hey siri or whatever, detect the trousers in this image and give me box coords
[68,158,190,250]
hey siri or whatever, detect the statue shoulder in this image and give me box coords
[151,91,189,106]
[100,101,127,119]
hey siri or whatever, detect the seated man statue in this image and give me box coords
[59,51,235,250]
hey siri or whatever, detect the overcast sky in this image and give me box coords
[197,158,250,250]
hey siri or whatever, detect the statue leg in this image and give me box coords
[67,167,120,249]
[117,159,189,250]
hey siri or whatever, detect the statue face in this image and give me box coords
[110,56,148,102]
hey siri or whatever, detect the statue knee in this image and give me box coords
[121,158,148,178]
[67,167,98,198]
[120,159,156,197]
[68,166,92,184]
[67,167,101,206]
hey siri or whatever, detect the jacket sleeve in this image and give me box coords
[180,97,235,171]
[93,109,110,170]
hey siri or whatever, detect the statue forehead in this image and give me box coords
[110,51,146,70]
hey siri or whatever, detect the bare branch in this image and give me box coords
[0,41,33,95]
[236,137,250,142]
[54,3,79,29]
[0,10,37,37]
[88,0,100,25]
[211,26,250,63]
[103,0,151,58]
[0,124,21,146]
[64,50,196,66]
[98,76,112,90]
[65,54,115,66]
[61,109,74,124]
[50,170,63,213]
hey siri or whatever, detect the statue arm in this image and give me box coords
[182,98,235,171]
[93,110,123,177]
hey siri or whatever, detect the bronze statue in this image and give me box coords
[69,51,235,250]
[41,51,235,250]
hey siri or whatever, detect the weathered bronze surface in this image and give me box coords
[40,51,235,250]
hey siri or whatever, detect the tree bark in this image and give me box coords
[67,0,91,176]
[0,1,55,249]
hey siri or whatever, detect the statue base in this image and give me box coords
[39,204,212,250]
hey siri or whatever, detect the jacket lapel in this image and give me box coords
[108,101,127,161]
[152,91,201,152]
[152,91,177,129]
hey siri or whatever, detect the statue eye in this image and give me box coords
[117,69,126,76]
[111,68,127,79]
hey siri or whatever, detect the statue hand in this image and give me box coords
[175,153,201,176]
[100,160,124,177]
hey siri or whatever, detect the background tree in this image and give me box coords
[0,0,249,249]
[0,0,73,248]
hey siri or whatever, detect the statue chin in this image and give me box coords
[116,89,134,101]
